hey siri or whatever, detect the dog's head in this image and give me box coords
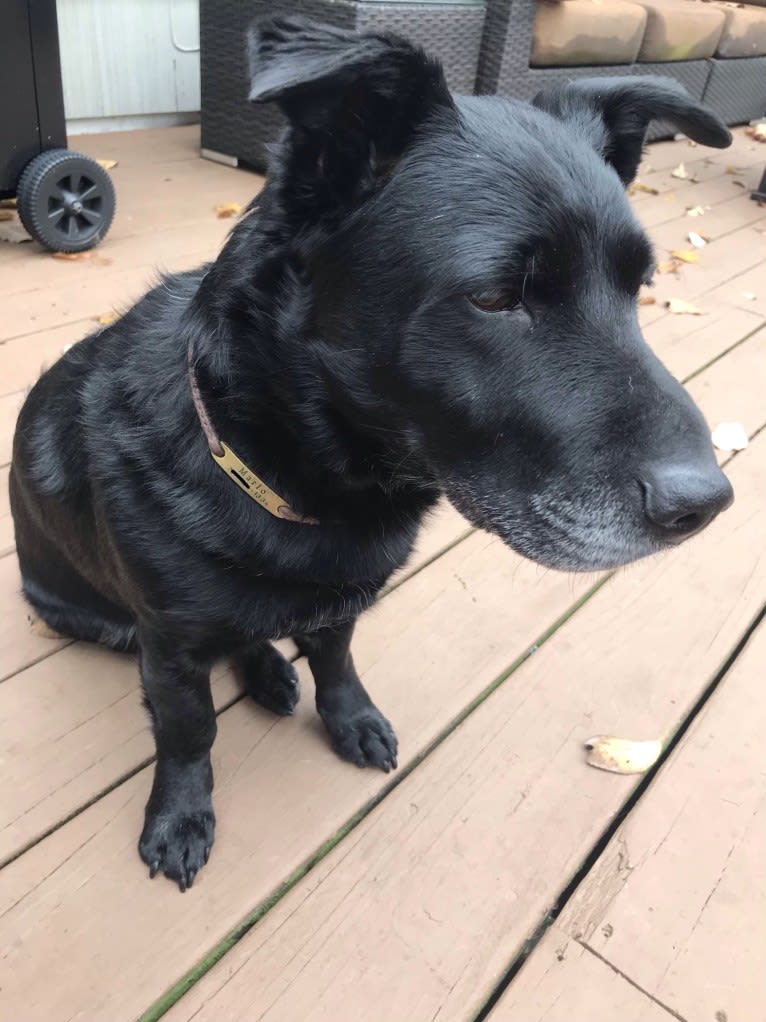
[247,17,733,570]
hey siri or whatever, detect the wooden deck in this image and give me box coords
[1,125,765,1022]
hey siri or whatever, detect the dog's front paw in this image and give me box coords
[139,801,215,892]
[239,643,301,716]
[321,706,399,772]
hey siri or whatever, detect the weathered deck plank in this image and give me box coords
[0,394,22,466]
[0,465,11,555]
[0,321,91,398]
[0,556,70,683]
[637,223,766,328]
[0,529,604,1021]
[160,434,765,1022]
[0,130,264,344]
[554,621,766,1022]
[488,925,674,1022]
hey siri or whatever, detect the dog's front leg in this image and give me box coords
[137,633,217,891]
[296,621,398,772]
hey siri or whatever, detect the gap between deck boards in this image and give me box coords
[152,432,765,1022]
[144,446,765,1022]
[140,576,611,1022]
[472,601,766,1022]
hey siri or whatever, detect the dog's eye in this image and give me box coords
[468,292,522,313]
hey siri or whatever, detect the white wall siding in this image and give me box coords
[58,0,200,130]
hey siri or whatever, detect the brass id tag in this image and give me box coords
[211,442,296,520]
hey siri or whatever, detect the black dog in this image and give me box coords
[10,18,734,890]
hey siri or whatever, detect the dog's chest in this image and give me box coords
[221,526,416,641]
[232,572,386,641]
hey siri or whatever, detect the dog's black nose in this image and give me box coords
[641,464,733,542]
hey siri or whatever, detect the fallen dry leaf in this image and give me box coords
[669,249,699,263]
[0,209,15,222]
[52,251,91,261]
[712,421,748,452]
[742,291,757,301]
[686,205,706,217]
[724,165,741,174]
[215,202,242,219]
[656,258,682,274]
[671,162,689,180]
[638,294,656,306]
[584,736,662,775]
[666,297,703,315]
[745,123,766,142]
[732,180,747,188]
[0,197,17,209]
[96,158,118,170]
[627,181,659,196]
[95,311,119,325]
[91,255,113,266]
[687,230,707,248]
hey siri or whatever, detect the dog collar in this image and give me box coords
[187,345,318,525]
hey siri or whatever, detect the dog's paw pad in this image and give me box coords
[326,708,399,772]
[139,807,215,891]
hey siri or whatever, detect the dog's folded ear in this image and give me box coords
[248,17,454,213]
[533,77,731,186]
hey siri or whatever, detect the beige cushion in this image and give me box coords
[531,0,648,67]
[635,0,726,61]
[714,2,766,56]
